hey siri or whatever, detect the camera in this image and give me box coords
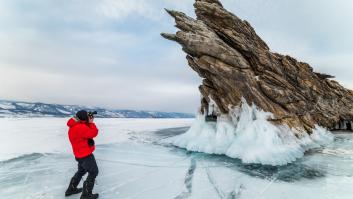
[88,139,95,146]
[88,111,97,118]
[87,111,97,147]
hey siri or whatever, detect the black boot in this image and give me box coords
[65,177,83,197]
[80,180,99,199]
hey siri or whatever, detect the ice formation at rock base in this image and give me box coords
[170,99,334,166]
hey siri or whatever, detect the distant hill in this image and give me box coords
[0,100,194,118]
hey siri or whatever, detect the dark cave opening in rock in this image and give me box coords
[335,120,353,131]
[347,122,352,131]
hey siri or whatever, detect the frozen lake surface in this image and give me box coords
[1,118,353,199]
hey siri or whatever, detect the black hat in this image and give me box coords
[76,110,89,122]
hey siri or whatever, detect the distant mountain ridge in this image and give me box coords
[0,100,194,118]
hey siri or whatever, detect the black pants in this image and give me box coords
[72,154,99,183]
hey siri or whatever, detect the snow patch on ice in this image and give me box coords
[170,98,334,166]
[57,109,71,115]
[0,102,15,109]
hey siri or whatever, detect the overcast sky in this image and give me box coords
[0,0,352,113]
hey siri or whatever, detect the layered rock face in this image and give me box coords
[162,0,353,134]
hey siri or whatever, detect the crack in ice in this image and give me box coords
[174,157,197,199]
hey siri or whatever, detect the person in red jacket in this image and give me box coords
[65,110,99,199]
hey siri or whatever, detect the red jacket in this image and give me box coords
[67,118,99,158]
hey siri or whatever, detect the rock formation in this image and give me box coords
[162,0,353,135]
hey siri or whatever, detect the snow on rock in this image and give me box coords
[170,99,334,166]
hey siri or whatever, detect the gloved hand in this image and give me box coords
[88,139,95,146]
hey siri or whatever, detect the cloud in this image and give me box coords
[0,0,201,113]
[98,0,159,21]
[0,0,353,113]
[0,66,200,112]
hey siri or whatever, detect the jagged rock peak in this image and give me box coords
[162,0,353,134]
[195,0,223,7]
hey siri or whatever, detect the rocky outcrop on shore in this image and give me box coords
[162,0,353,135]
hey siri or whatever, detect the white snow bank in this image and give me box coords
[170,99,334,166]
